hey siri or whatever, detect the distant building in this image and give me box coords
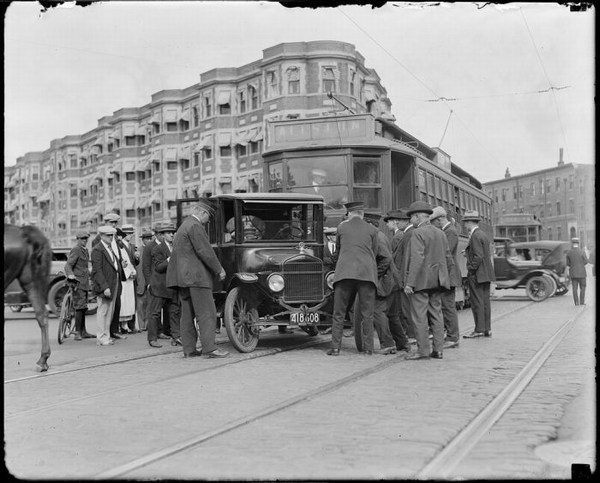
[4,41,393,247]
[483,150,595,248]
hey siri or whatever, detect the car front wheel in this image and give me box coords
[525,276,551,302]
[224,287,260,353]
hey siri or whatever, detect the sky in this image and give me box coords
[4,1,595,184]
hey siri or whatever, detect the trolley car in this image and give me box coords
[262,113,493,308]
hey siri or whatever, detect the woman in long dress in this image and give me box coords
[116,230,136,333]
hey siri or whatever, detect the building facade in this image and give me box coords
[4,41,393,247]
[483,157,595,249]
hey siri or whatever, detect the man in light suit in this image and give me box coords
[327,201,379,356]
[90,225,122,346]
[166,199,229,359]
[147,224,181,348]
[430,206,461,349]
[403,201,450,360]
[462,210,495,338]
[566,237,589,305]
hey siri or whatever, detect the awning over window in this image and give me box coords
[149,113,161,124]
[94,202,105,215]
[137,196,150,209]
[136,158,151,172]
[151,190,162,203]
[122,125,135,137]
[216,90,231,106]
[37,192,52,202]
[92,137,104,146]
[364,90,376,102]
[179,110,190,122]
[218,133,232,147]
[123,198,136,210]
[232,131,247,146]
[164,148,177,162]
[165,188,178,201]
[164,109,179,123]
[6,179,16,188]
[123,160,136,172]
[95,167,106,180]
[150,151,161,162]
[245,128,257,143]
[135,125,147,136]
[197,134,213,149]
[250,128,263,142]
[57,215,67,224]
[179,146,191,160]
[108,128,121,139]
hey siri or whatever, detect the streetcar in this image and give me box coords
[262,113,494,308]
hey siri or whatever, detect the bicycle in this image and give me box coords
[57,278,79,344]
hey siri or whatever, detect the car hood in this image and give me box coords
[240,247,318,272]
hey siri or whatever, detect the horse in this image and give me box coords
[4,224,53,371]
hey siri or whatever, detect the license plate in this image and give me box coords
[290,312,320,325]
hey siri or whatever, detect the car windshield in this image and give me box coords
[226,202,319,243]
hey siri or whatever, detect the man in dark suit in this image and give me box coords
[65,231,95,340]
[327,201,379,356]
[166,199,229,359]
[392,209,416,342]
[566,237,589,305]
[430,206,461,349]
[404,201,450,360]
[462,210,495,338]
[90,225,122,346]
[147,224,181,348]
[135,228,154,332]
[384,209,412,351]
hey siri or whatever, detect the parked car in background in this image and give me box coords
[4,247,97,315]
[493,240,570,302]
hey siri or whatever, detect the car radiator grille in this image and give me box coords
[282,259,324,303]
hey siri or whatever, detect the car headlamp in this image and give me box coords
[267,273,285,292]
[326,271,335,290]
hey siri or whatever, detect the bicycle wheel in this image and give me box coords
[58,290,74,344]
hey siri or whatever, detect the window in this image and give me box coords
[181,159,190,170]
[546,180,551,193]
[557,226,562,240]
[287,67,300,94]
[556,202,561,215]
[266,71,278,98]
[153,202,161,212]
[530,182,536,197]
[70,185,78,197]
[579,178,584,194]
[153,123,161,135]
[569,199,574,213]
[219,103,231,115]
[501,188,507,202]
[547,203,552,216]
[167,161,178,170]
[204,95,212,118]
[179,119,189,132]
[237,144,247,157]
[569,174,574,189]
[193,152,200,167]
[125,209,135,218]
[322,66,336,93]
[203,148,213,160]
[238,90,246,114]
[125,136,136,146]
[249,141,259,154]
[555,177,560,191]
[349,70,356,96]
[69,154,78,168]
[220,146,232,157]
[107,143,113,153]
[249,85,258,110]
[126,172,136,181]
[166,122,178,132]
[547,228,552,240]
[513,186,517,200]
[192,106,199,127]
[153,161,161,173]
[539,179,544,195]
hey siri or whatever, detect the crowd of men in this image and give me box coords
[327,200,495,359]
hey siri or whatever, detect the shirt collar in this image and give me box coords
[442,221,451,231]
[469,225,479,236]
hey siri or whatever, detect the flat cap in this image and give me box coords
[98,225,117,235]
[383,209,410,221]
[462,210,482,222]
[344,201,365,212]
[121,224,134,234]
[406,201,433,217]
[74,230,90,239]
[429,206,447,222]
[141,228,154,238]
[104,213,121,222]
[156,223,176,233]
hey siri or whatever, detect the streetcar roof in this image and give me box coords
[211,192,325,203]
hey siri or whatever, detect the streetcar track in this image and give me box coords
[417,305,586,478]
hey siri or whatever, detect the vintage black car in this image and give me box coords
[176,193,334,352]
[4,247,98,315]
[493,239,570,302]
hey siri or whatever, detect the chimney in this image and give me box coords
[504,168,511,178]
[558,148,564,166]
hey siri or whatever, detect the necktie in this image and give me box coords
[107,245,118,270]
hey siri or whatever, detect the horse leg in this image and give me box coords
[20,274,51,372]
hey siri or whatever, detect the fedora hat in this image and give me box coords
[98,225,117,235]
[462,210,482,222]
[156,223,176,233]
[195,198,216,216]
[406,201,433,217]
[121,224,134,234]
[104,213,121,222]
[429,206,447,222]
[383,209,409,222]
[344,201,365,212]
[141,228,154,239]
[74,230,90,239]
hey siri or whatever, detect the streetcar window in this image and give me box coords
[418,168,427,202]
[353,158,380,184]
[353,187,381,210]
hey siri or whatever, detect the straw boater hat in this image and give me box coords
[312,168,327,178]
[98,225,117,235]
[383,209,410,222]
[406,201,433,217]
[121,224,135,234]
[429,206,447,222]
[462,210,482,222]
[344,201,366,212]
[571,237,580,244]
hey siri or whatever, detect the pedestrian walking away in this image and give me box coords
[64,230,95,340]
[430,206,461,349]
[166,199,229,359]
[327,201,379,356]
[403,201,450,360]
[462,210,495,339]
[566,237,589,306]
[147,224,181,348]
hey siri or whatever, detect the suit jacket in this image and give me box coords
[64,244,90,291]
[442,222,461,288]
[136,243,149,295]
[166,215,224,289]
[394,225,414,289]
[566,247,588,278]
[90,242,121,298]
[150,241,175,298]
[332,216,378,287]
[142,240,159,288]
[405,221,450,292]
[375,230,394,298]
[465,227,495,283]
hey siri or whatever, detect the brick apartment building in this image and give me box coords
[4,41,393,247]
[482,150,595,249]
